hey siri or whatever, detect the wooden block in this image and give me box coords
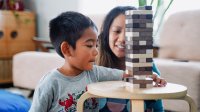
[126,45,153,50]
[125,40,153,45]
[126,53,153,58]
[126,14,140,19]
[126,36,153,41]
[126,66,152,71]
[126,58,140,62]
[125,10,153,15]
[125,19,153,24]
[126,57,153,63]
[126,66,140,71]
[134,71,152,75]
[146,23,153,28]
[139,14,153,19]
[126,31,139,37]
[125,40,139,45]
[140,32,153,37]
[126,14,153,19]
[125,69,152,76]
[126,23,153,28]
[138,6,152,10]
[126,28,153,32]
[140,83,146,88]
[125,61,152,67]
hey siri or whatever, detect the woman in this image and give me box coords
[96,6,166,112]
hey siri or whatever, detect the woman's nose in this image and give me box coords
[118,31,125,42]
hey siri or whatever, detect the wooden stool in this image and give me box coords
[77,81,197,112]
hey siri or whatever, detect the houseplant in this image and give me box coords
[138,0,174,44]
[0,0,24,11]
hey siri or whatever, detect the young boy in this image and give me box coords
[29,11,125,112]
[29,11,166,112]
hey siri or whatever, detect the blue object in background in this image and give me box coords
[0,90,31,112]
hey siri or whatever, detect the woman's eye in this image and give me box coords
[114,30,121,34]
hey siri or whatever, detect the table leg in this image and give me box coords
[130,100,144,112]
[77,92,101,112]
[182,94,197,112]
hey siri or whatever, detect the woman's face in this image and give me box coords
[109,14,125,58]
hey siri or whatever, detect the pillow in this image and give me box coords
[0,90,31,112]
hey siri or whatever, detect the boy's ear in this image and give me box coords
[60,41,73,57]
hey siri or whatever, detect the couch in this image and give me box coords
[13,51,64,89]
[154,9,200,111]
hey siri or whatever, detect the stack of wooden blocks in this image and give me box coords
[124,6,154,88]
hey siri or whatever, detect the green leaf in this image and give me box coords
[154,0,173,35]
[153,0,162,20]
[150,0,154,5]
[139,0,147,6]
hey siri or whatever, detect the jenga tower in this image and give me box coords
[124,6,153,88]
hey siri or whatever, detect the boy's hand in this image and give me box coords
[123,74,131,78]
[151,72,167,87]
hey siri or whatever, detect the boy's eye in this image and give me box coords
[86,44,98,48]
[86,42,95,47]
[85,40,97,48]
[86,45,93,48]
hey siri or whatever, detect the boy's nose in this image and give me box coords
[93,47,98,56]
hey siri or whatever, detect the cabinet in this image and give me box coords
[0,10,36,83]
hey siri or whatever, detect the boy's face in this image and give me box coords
[68,27,98,71]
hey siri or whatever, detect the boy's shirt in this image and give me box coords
[29,65,123,112]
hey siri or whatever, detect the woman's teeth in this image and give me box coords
[117,45,125,49]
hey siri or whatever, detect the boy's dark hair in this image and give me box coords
[97,6,136,68]
[49,11,97,58]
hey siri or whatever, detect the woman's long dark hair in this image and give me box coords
[96,6,136,69]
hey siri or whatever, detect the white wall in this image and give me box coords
[24,0,200,40]
[24,0,79,39]
[23,0,139,39]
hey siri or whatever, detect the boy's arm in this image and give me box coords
[95,65,124,81]
[29,84,52,112]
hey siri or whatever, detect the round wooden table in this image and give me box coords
[77,81,197,112]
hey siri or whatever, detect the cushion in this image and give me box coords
[0,90,30,112]
[13,51,64,89]
[159,10,200,61]
[154,58,200,111]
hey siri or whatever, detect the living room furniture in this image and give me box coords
[77,81,197,112]
[13,51,64,89]
[154,9,200,111]
[0,10,35,84]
